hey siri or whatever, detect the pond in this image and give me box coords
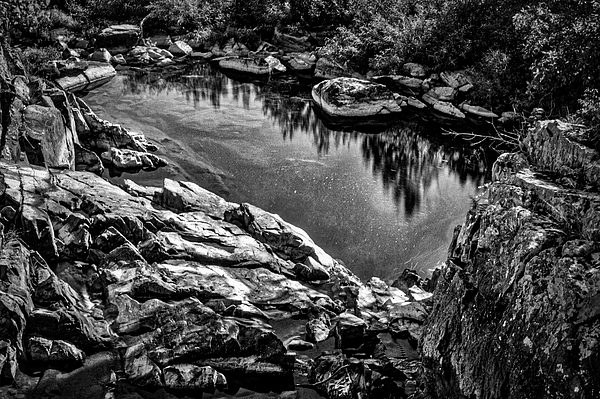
[83,62,488,282]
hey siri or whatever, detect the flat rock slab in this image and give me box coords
[217,56,286,75]
[55,62,116,92]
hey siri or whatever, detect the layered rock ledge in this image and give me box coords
[0,163,435,398]
[420,121,600,398]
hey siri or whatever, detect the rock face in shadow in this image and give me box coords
[420,121,600,398]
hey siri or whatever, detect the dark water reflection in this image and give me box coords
[84,62,489,281]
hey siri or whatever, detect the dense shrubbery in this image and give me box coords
[318,0,600,115]
[1,0,600,117]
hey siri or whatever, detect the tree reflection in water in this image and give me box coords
[361,126,488,218]
[120,63,257,110]
[261,91,489,219]
[118,63,488,219]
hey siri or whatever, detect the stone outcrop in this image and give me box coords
[420,121,600,398]
[0,153,434,397]
[22,103,77,169]
[312,77,402,118]
[54,60,116,93]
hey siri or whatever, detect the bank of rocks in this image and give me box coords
[1,42,435,398]
[420,120,600,398]
[48,23,519,128]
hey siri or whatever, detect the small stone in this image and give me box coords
[286,338,315,351]
[402,62,429,78]
[90,48,112,63]
[168,40,192,56]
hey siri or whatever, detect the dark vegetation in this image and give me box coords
[2,0,600,125]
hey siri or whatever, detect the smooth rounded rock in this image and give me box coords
[312,77,402,118]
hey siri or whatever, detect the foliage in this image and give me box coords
[288,0,352,27]
[17,46,61,75]
[146,0,232,32]
[82,0,151,22]
[0,0,51,40]
[514,1,600,113]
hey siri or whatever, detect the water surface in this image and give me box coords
[83,63,488,281]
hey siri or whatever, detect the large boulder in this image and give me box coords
[312,77,402,118]
[95,24,140,54]
[22,104,76,169]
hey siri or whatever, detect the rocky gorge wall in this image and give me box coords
[420,121,600,398]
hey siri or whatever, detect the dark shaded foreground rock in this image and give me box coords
[0,162,433,398]
[420,121,600,398]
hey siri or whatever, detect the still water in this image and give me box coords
[83,63,488,282]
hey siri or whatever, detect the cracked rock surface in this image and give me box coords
[420,122,600,398]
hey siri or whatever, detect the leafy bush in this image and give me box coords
[514,1,600,113]
[0,0,51,40]
[146,0,232,32]
[83,0,151,22]
[17,46,61,75]
[288,0,352,28]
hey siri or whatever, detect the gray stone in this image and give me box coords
[523,120,600,190]
[439,71,471,89]
[312,77,402,118]
[90,48,111,63]
[402,62,429,78]
[95,24,140,54]
[305,313,331,343]
[372,75,423,94]
[168,40,192,56]
[426,86,457,102]
[461,103,499,118]
[314,57,350,80]
[23,104,76,169]
[422,93,465,119]
[55,62,116,92]
[163,364,227,390]
[218,56,286,75]
[273,27,312,52]
[147,34,172,48]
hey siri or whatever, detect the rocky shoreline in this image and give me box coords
[2,20,599,399]
[1,40,435,398]
[45,23,523,131]
[422,121,600,398]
